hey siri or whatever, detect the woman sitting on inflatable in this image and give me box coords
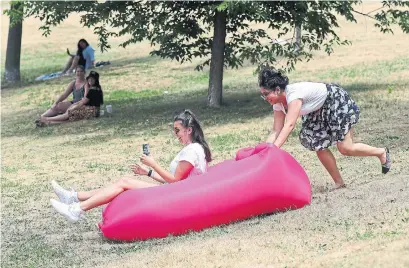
[258,66,391,189]
[50,110,212,222]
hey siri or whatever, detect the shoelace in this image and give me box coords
[69,185,79,203]
[68,204,85,219]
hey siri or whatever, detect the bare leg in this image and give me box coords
[337,129,386,164]
[41,112,69,122]
[79,176,157,211]
[77,189,100,201]
[316,149,345,188]
[62,56,74,74]
[38,112,71,126]
[41,107,59,118]
[64,56,80,75]
[40,101,72,117]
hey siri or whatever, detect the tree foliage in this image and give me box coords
[5,1,409,104]
[21,1,409,72]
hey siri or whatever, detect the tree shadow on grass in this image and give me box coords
[2,80,408,140]
[1,88,270,139]
[1,55,163,91]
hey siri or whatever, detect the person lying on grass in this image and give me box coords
[258,66,391,189]
[37,71,103,127]
[50,110,212,222]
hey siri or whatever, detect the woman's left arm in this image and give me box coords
[140,155,194,183]
[273,99,302,148]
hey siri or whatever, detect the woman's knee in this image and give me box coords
[316,149,329,156]
[56,102,71,113]
[337,143,352,156]
[55,103,64,111]
[115,177,133,189]
[51,106,61,114]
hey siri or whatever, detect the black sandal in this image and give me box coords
[35,121,48,128]
[382,148,391,174]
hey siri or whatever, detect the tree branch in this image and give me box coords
[367,6,385,15]
[351,9,376,20]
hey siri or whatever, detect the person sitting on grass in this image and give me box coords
[49,110,212,222]
[258,66,391,189]
[37,65,89,123]
[62,39,95,75]
[36,71,103,127]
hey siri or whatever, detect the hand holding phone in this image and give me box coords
[142,144,150,156]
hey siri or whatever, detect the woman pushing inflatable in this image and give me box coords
[258,66,391,189]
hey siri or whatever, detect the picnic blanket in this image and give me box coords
[35,72,64,81]
[35,61,111,81]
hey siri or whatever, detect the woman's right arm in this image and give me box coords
[89,48,95,67]
[67,88,91,112]
[54,81,74,106]
[67,97,89,112]
[266,110,286,144]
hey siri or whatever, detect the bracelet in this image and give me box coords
[147,169,153,177]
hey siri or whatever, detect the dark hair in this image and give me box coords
[258,66,289,91]
[76,39,89,55]
[76,65,86,72]
[174,110,212,162]
[86,71,103,104]
[86,71,100,87]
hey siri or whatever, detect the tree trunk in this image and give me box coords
[295,24,301,48]
[208,9,227,108]
[4,2,23,83]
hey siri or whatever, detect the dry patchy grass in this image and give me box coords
[1,2,409,268]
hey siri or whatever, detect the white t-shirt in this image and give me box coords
[169,143,208,179]
[273,82,328,115]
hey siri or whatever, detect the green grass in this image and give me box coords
[107,89,163,100]
[2,7,409,268]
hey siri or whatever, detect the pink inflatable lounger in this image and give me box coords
[98,143,311,241]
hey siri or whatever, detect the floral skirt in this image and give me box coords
[68,106,98,121]
[299,84,360,151]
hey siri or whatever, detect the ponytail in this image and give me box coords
[174,110,212,162]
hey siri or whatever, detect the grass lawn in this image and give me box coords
[1,2,409,268]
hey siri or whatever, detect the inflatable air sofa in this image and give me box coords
[98,143,311,241]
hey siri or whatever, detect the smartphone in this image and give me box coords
[142,144,150,156]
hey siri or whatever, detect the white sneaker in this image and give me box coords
[51,180,79,204]
[50,199,84,223]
